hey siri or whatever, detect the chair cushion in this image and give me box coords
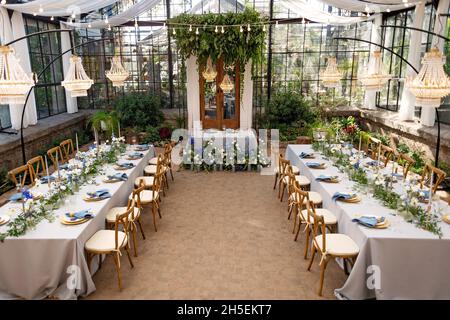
[288,191,322,204]
[291,166,300,175]
[144,165,167,175]
[129,190,158,204]
[314,234,359,257]
[295,175,310,186]
[148,157,158,165]
[301,208,337,225]
[105,207,140,223]
[135,176,154,187]
[85,230,127,253]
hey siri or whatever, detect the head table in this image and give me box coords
[0,145,155,300]
[286,144,450,300]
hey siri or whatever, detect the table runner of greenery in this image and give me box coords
[0,137,127,242]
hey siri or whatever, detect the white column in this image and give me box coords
[60,22,78,113]
[10,12,37,130]
[363,14,382,110]
[240,60,253,130]
[420,0,449,126]
[186,55,200,133]
[399,1,425,121]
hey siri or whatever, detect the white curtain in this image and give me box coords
[60,22,78,114]
[319,0,424,13]
[186,56,200,133]
[279,0,371,25]
[62,0,161,29]
[7,12,38,130]
[1,0,120,17]
[363,14,382,110]
[399,1,425,121]
[240,60,253,130]
[420,0,449,127]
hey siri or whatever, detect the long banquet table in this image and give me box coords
[0,146,155,300]
[286,144,450,300]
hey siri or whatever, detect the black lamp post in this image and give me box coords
[3,30,113,165]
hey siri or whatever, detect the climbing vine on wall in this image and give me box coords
[169,7,267,67]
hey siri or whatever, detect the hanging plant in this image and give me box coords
[169,7,267,67]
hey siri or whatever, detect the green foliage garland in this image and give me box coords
[170,7,267,66]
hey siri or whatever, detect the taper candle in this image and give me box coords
[56,151,61,181]
[429,171,434,203]
[75,132,79,154]
[118,121,121,138]
[44,155,50,188]
[358,133,362,151]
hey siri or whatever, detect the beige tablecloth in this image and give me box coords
[0,146,154,299]
[286,144,450,300]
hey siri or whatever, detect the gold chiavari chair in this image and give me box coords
[106,186,146,257]
[131,172,163,232]
[8,165,31,187]
[47,146,65,169]
[27,156,45,184]
[306,200,359,296]
[380,144,394,167]
[85,204,135,291]
[396,153,415,179]
[420,163,446,194]
[367,136,381,160]
[60,139,74,162]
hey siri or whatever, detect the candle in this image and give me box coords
[56,150,61,181]
[358,133,362,151]
[118,121,121,138]
[429,171,434,203]
[377,143,381,171]
[45,155,50,188]
[75,132,79,154]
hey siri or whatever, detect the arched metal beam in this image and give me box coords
[380,25,450,42]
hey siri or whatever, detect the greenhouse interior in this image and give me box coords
[0,0,449,302]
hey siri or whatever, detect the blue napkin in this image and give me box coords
[306,162,322,168]
[65,209,94,221]
[117,162,134,169]
[332,192,355,202]
[316,175,335,182]
[418,189,430,199]
[366,160,380,167]
[128,152,144,158]
[392,172,403,178]
[59,164,69,170]
[135,144,149,150]
[299,152,313,159]
[40,175,56,183]
[9,193,23,202]
[107,173,128,181]
[87,189,111,199]
[352,216,384,228]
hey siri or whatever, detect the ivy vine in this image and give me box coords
[169,7,267,67]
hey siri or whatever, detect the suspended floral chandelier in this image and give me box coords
[0,45,35,105]
[406,47,450,108]
[358,51,392,91]
[61,55,94,97]
[320,57,342,88]
[220,74,234,93]
[106,56,129,87]
[202,57,217,82]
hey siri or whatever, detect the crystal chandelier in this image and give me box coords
[0,45,35,105]
[320,57,342,88]
[202,57,217,82]
[61,55,93,97]
[406,47,450,108]
[220,74,234,93]
[106,56,129,87]
[358,51,392,91]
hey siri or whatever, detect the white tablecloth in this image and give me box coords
[0,146,155,300]
[286,144,450,300]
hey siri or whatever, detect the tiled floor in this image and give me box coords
[84,168,347,300]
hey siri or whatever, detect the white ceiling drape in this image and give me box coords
[319,0,426,13]
[279,0,373,25]
[1,0,121,17]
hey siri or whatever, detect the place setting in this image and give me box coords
[103,172,129,183]
[305,162,327,169]
[134,144,151,151]
[352,214,390,229]
[332,192,362,203]
[114,162,135,170]
[126,151,145,160]
[298,152,315,159]
[315,174,340,183]
[83,189,112,202]
[60,209,95,226]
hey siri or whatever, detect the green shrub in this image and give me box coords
[141,126,161,144]
[114,93,164,131]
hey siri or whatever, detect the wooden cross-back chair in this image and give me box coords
[380,144,394,167]
[396,153,415,179]
[47,146,65,170]
[144,154,167,196]
[367,136,381,160]
[85,204,135,291]
[8,165,31,187]
[27,156,45,183]
[134,172,163,232]
[164,143,174,182]
[60,139,74,162]
[306,200,359,296]
[420,163,446,194]
[273,154,284,190]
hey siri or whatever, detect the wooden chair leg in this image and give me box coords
[152,206,158,232]
[288,203,295,220]
[132,228,138,257]
[292,214,297,234]
[307,245,317,271]
[294,218,302,241]
[86,252,93,273]
[273,173,279,190]
[113,253,122,291]
[125,247,134,268]
[99,254,103,269]
[137,217,146,240]
[318,258,330,296]
[304,227,311,259]
[280,183,286,202]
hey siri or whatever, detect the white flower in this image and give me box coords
[60,185,67,191]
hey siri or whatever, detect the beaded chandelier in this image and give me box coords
[320,57,342,88]
[61,56,94,97]
[0,45,35,104]
[406,47,450,108]
[106,56,129,87]
[202,57,217,82]
[358,51,392,91]
[220,74,234,93]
